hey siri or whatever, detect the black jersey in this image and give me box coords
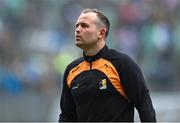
[59,45,156,122]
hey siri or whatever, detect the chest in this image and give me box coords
[70,69,118,104]
[67,58,125,104]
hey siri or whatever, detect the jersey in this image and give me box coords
[59,45,156,122]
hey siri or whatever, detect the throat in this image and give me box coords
[84,50,98,56]
[84,44,105,56]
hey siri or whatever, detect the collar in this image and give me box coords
[83,45,108,63]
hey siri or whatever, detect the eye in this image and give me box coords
[81,23,88,28]
[75,23,89,29]
[75,23,79,28]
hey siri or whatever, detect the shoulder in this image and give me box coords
[66,57,84,70]
[106,48,141,71]
[107,48,135,63]
[64,57,84,74]
[107,48,143,78]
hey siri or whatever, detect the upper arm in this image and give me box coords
[119,55,156,121]
[59,67,77,122]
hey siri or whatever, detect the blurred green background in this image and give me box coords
[0,0,180,121]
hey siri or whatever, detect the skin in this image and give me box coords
[75,12,107,56]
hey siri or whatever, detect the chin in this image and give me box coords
[75,42,83,48]
[76,44,87,51]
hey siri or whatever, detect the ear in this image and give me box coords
[98,28,106,38]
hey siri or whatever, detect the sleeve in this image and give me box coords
[120,55,156,122]
[58,67,77,122]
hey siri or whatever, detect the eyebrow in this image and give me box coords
[75,22,89,27]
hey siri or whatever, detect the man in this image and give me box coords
[59,8,156,122]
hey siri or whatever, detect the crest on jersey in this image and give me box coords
[99,79,107,90]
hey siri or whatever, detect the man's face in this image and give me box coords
[75,12,100,49]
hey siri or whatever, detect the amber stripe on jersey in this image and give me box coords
[67,61,89,88]
[66,58,128,99]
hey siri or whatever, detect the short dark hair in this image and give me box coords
[81,8,110,38]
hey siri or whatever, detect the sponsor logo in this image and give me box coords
[72,83,79,90]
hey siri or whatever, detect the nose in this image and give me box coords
[75,25,81,33]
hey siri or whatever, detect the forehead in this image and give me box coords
[76,12,98,24]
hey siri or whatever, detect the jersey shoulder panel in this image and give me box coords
[65,57,84,72]
[108,49,133,61]
[63,57,84,79]
[106,49,139,68]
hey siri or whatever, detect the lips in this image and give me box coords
[75,35,82,40]
[76,35,81,38]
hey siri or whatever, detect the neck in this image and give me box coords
[84,41,105,56]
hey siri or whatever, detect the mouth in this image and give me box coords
[75,35,82,40]
[76,35,81,38]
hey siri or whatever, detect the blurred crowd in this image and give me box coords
[0,0,180,95]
